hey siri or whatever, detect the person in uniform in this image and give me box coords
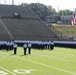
[0,41,2,50]
[13,43,17,54]
[23,43,27,55]
[50,41,54,50]
[9,42,12,50]
[6,42,10,51]
[28,42,32,54]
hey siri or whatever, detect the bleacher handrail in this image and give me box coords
[49,25,62,37]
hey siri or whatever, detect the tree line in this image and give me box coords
[21,3,74,21]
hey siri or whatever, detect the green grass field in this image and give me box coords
[0,47,76,75]
[52,24,76,37]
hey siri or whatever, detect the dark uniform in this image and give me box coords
[50,41,54,50]
[13,43,17,54]
[6,42,9,51]
[23,43,27,55]
[0,42,2,50]
[28,43,32,54]
[9,42,14,50]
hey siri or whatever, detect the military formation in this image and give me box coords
[0,40,76,55]
[54,41,76,49]
[0,41,14,51]
[1,40,76,55]
[14,40,54,55]
[0,40,54,55]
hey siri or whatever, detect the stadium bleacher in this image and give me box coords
[0,4,59,41]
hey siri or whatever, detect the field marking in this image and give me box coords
[53,51,76,57]
[0,66,17,75]
[1,52,76,75]
[32,53,76,63]
[15,56,76,75]
[14,69,36,74]
[0,71,8,74]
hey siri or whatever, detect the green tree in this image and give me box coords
[58,10,64,16]
[21,3,28,6]
[63,9,73,15]
[21,3,57,21]
[28,3,49,21]
[48,5,57,15]
[58,9,73,16]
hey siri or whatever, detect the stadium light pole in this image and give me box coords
[0,0,1,4]
[12,0,14,5]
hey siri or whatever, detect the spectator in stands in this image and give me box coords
[23,43,27,55]
[13,43,17,54]
[28,42,32,54]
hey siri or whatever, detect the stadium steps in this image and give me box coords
[2,18,58,40]
[0,19,12,40]
[0,5,59,40]
[0,5,38,18]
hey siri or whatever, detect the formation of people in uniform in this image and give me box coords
[54,41,76,49]
[23,42,32,55]
[0,41,14,51]
[0,40,54,55]
[10,42,32,55]
[31,41,54,50]
[14,40,54,55]
[0,40,76,55]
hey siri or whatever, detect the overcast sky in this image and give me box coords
[0,0,76,11]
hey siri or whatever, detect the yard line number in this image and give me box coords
[0,69,36,75]
[0,71,8,75]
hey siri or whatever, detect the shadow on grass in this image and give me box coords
[10,54,30,56]
[20,54,30,57]
[10,54,16,55]
[2,50,9,52]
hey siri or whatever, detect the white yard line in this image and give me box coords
[0,52,76,75]
[53,51,76,57]
[32,53,76,63]
[15,56,76,75]
[0,66,17,75]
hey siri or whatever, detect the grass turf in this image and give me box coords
[0,47,76,75]
[52,24,76,37]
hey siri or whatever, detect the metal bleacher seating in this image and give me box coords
[0,4,59,41]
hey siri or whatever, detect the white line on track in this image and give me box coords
[0,66,17,75]
[0,52,76,75]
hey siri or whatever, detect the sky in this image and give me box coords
[0,0,76,11]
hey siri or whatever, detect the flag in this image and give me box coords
[71,20,74,26]
[73,14,76,24]
[71,9,76,26]
[74,15,76,24]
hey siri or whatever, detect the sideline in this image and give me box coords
[0,52,76,75]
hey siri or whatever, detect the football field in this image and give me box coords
[0,47,76,75]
